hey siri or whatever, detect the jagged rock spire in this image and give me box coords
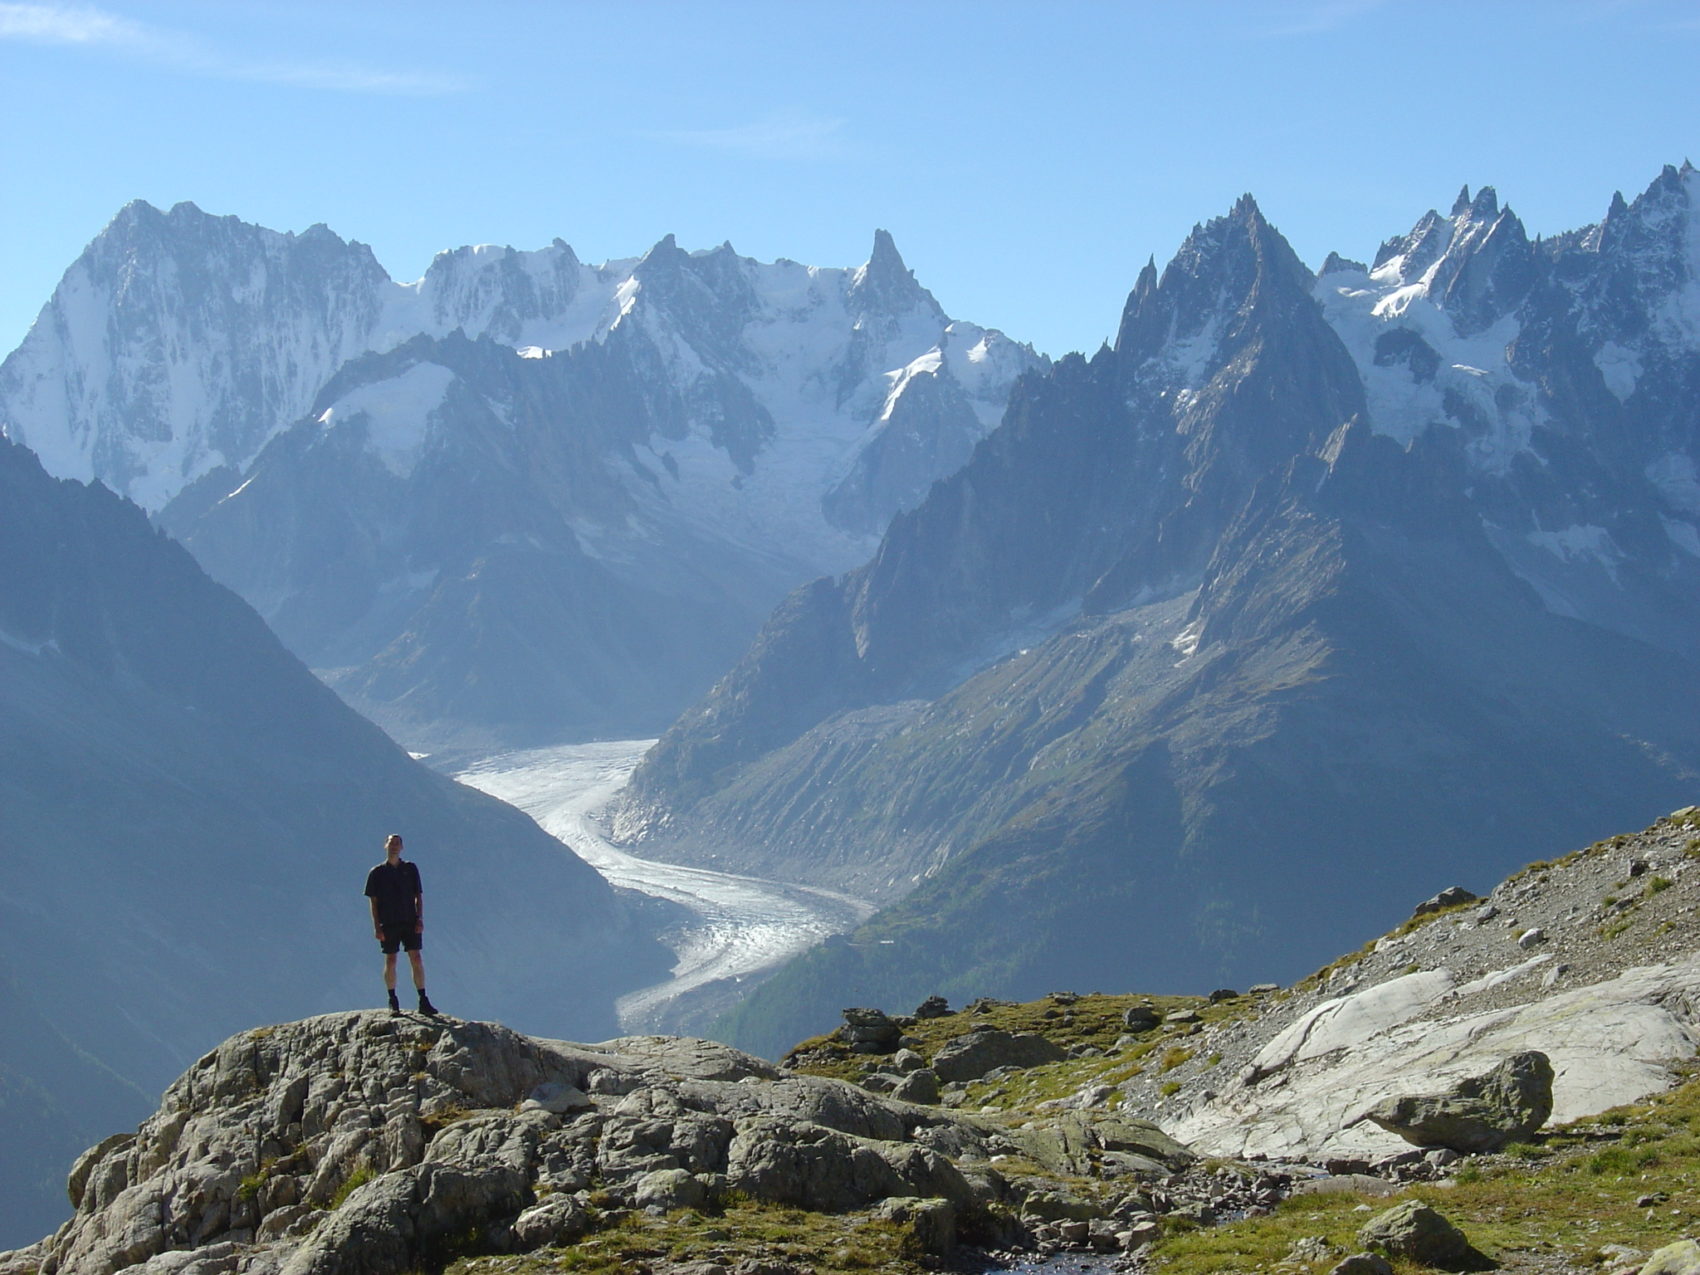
[1114,192,1317,364]
[848,228,938,317]
[635,232,683,269]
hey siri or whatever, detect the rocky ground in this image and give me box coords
[0,1009,1200,1275]
[7,807,1700,1275]
[1142,805,1700,1158]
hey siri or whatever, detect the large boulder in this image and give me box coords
[1000,1112,1194,1178]
[1642,1240,1700,1275]
[1359,1201,1496,1271]
[1412,887,1479,918]
[509,1193,588,1251]
[1122,1005,1162,1032]
[630,1167,712,1212]
[840,1008,903,1054]
[724,1118,972,1211]
[870,1196,957,1255]
[1366,1051,1554,1153]
[891,1069,942,1105]
[931,1029,1066,1083]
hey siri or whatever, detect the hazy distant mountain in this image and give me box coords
[0,206,1043,748]
[0,435,668,1244]
[610,166,1700,1057]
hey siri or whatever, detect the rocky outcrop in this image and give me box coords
[839,1007,904,1054]
[931,1029,1067,1083]
[1358,1201,1496,1271]
[1166,810,1700,1163]
[997,1112,1194,1179]
[1412,887,1479,919]
[1366,1051,1554,1152]
[0,1011,1199,1275]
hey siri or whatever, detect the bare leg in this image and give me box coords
[407,950,427,991]
[383,951,399,991]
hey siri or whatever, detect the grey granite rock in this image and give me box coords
[4,1009,1092,1275]
[1359,1201,1496,1271]
[931,1030,1066,1083]
[1366,1051,1553,1153]
[1642,1240,1700,1275]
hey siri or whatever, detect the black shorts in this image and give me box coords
[379,925,422,954]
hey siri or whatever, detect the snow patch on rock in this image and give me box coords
[317,361,455,479]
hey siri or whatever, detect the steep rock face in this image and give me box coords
[157,328,779,744]
[0,202,390,509]
[615,171,1700,1055]
[624,198,1365,811]
[1319,164,1700,657]
[0,437,667,1245]
[0,202,1044,745]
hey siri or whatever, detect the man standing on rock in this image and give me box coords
[364,833,439,1016]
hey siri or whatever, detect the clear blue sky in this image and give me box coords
[3,0,1696,361]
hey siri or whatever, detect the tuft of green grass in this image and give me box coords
[328,1163,375,1210]
[235,1155,279,1204]
[420,1104,474,1133]
[1158,1046,1194,1073]
[1583,1144,1659,1176]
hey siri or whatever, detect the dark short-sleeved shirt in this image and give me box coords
[364,859,422,929]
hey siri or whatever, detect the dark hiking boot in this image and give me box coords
[418,993,439,1017]
[387,990,401,1016]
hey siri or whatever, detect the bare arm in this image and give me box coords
[370,897,382,938]
[414,893,424,933]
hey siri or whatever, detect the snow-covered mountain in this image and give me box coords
[614,165,1700,1055]
[1317,168,1700,652]
[0,204,1044,746]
